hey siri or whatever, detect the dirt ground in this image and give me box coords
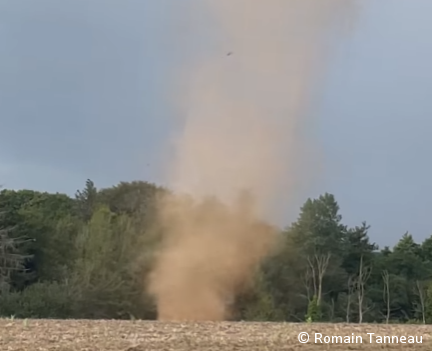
[0,319,431,350]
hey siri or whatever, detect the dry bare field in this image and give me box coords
[1,319,431,350]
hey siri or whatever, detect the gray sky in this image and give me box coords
[0,0,431,247]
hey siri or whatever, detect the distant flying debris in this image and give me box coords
[227,52,233,56]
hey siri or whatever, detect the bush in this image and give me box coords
[0,281,74,318]
[306,295,322,322]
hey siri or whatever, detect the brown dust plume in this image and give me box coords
[148,0,357,321]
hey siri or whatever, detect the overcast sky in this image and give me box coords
[0,0,431,247]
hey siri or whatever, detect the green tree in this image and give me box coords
[97,180,164,217]
[421,235,432,264]
[70,205,157,319]
[290,193,346,256]
[426,281,432,324]
[342,222,377,276]
[75,179,98,222]
[17,191,77,283]
[288,193,346,311]
[235,268,283,321]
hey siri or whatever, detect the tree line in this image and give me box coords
[0,179,432,323]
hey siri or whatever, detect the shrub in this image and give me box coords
[306,295,322,322]
[0,281,74,318]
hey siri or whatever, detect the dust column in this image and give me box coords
[148,0,357,321]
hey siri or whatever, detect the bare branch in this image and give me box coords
[382,270,390,324]
[307,252,331,306]
[413,280,427,324]
[357,255,372,323]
